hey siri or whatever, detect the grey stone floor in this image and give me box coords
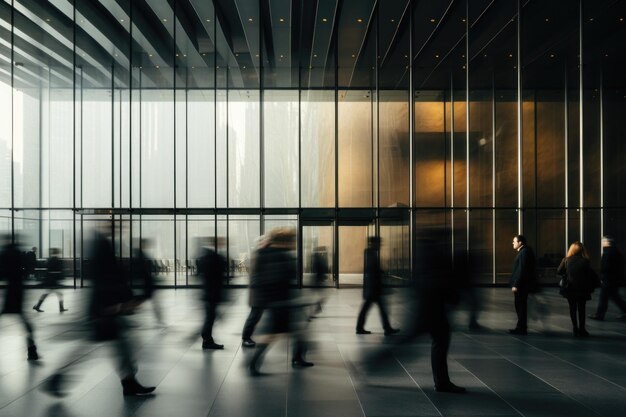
[0,287,625,417]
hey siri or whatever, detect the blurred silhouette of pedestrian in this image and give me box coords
[410,228,465,393]
[132,238,164,325]
[509,235,538,335]
[43,230,155,397]
[198,236,226,349]
[356,236,399,336]
[589,236,626,321]
[557,241,598,337]
[24,246,36,279]
[0,235,38,360]
[241,234,271,348]
[248,228,314,376]
[309,245,330,317]
[453,249,482,330]
[32,247,68,313]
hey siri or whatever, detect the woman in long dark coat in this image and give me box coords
[557,241,598,337]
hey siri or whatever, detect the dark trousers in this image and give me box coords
[356,299,392,331]
[514,290,528,330]
[595,286,626,318]
[568,299,587,330]
[430,312,451,388]
[242,307,264,340]
[201,302,217,343]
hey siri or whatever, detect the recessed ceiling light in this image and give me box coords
[313,54,317,58]
[216,66,220,69]
[280,54,284,58]
[162,18,167,22]
[483,54,487,57]
[46,18,50,22]
[462,65,466,69]
[248,18,253,22]
[202,53,206,56]
[176,54,179,57]
[620,17,624,21]
[589,17,594,21]
[255,54,259,57]
[462,18,466,22]
[351,54,355,58]
[508,53,513,58]
[156,65,159,68]
[545,18,549,22]
[357,18,363,23]
[206,19,211,22]
[120,19,124,22]
[605,54,609,57]
[435,54,439,58]
[243,66,246,69]
[390,19,395,23]
[430,18,436,23]
[279,18,285,22]
[149,54,153,57]
[235,53,239,57]
[191,66,194,69]
[322,18,328,22]
[550,54,555,58]
[183,54,186,57]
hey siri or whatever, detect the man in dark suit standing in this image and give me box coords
[509,235,537,335]
[589,236,626,320]
[355,237,399,336]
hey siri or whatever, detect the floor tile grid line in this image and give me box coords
[204,343,244,417]
[460,332,607,417]
[0,341,104,410]
[392,353,445,417]
[440,354,527,417]
[336,342,368,417]
[483,331,626,393]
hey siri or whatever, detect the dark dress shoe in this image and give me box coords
[242,338,256,348]
[508,328,527,335]
[292,358,314,368]
[121,377,156,396]
[33,305,43,313]
[578,329,590,337]
[202,341,224,350]
[588,314,604,321]
[42,374,66,397]
[384,328,400,336]
[27,345,39,361]
[436,383,466,393]
[356,329,372,335]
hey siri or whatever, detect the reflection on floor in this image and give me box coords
[0,288,625,417]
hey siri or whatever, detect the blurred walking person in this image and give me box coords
[198,237,227,350]
[0,235,38,360]
[589,236,626,320]
[241,234,271,348]
[33,247,68,313]
[43,230,155,397]
[132,238,164,325]
[355,237,399,336]
[557,241,598,337]
[248,228,313,375]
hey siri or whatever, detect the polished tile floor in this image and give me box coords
[0,287,625,417]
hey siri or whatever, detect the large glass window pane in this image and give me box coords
[228,90,260,208]
[82,88,112,207]
[338,90,372,207]
[264,90,299,207]
[141,216,175,286]
[187,215,215,286]
[188,90,216,208]
[228,215,260,286]
[302,224,334,287]
[141,89,175,207]
[301,90,335,207]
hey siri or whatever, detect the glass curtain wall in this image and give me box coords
[1,0,625,287]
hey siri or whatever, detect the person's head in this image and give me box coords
[141,238,154,250]
[512,235,526,251]
[567,241,589,259]
[602,235,614,248]
[32,246,37,253]
[50,247,60,257]
[270,227,296,249]
[368,236,381,249]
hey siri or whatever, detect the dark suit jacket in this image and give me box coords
[198,248,226,303]
[363,247,382,301]
[601,246,624,288]
[510,246,537,291]
[0,243,26,313]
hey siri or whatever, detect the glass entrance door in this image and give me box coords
[301,221,335,287]
[337,223,375,288]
